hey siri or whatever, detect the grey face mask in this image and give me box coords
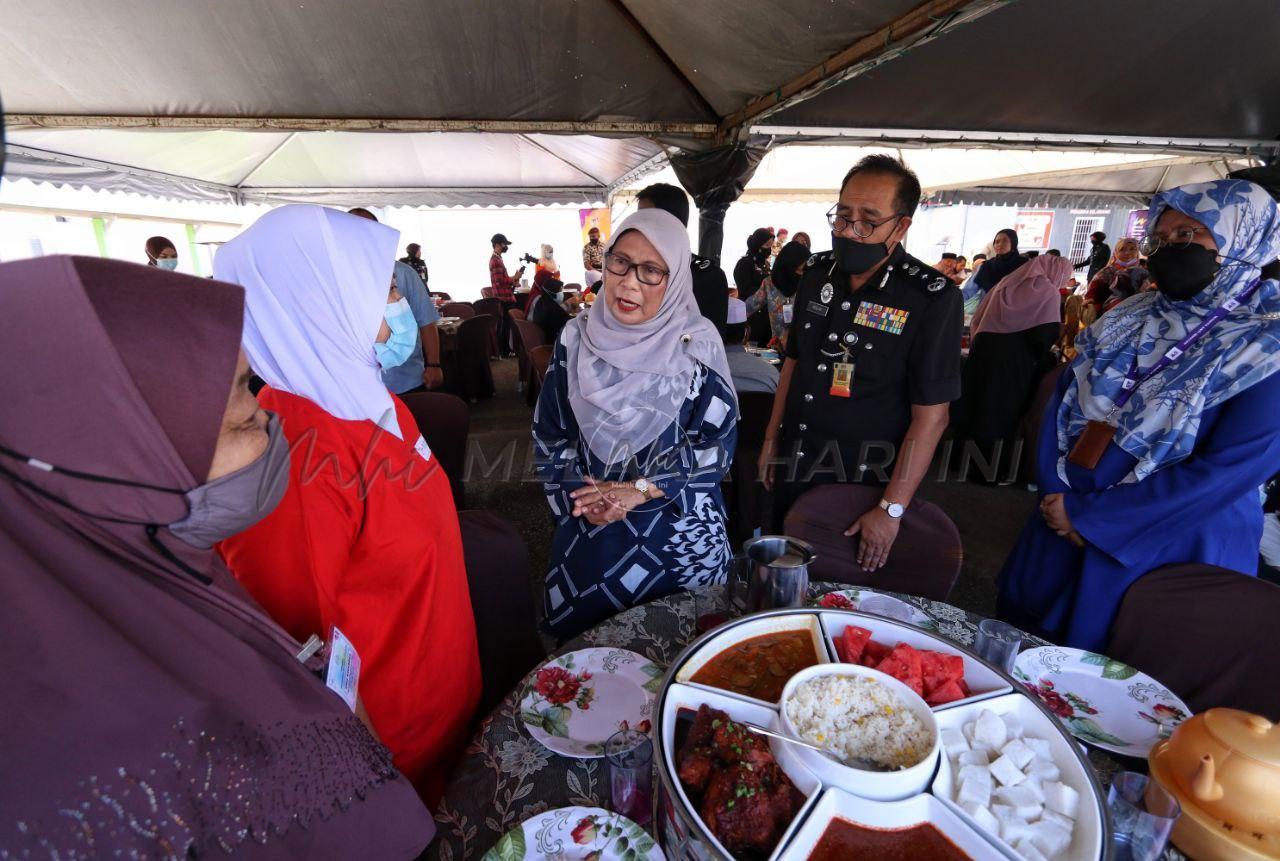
[169,413,291,549]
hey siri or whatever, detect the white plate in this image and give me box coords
[813,588,938,629]
[819,612,1012,711]
[931,692,1106,861]
[659,683,820,861]
[778,788,1001,860]
[483,806,664,861]
[1012,647,1191,758]
[520,649,661,758]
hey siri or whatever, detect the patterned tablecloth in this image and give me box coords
[428,584,1182,861]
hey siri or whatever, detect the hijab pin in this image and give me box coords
[681,334,692,344]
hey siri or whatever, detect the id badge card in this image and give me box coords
[829,362,855,398]
[1067,420,1117,470]
[325,626,361,711]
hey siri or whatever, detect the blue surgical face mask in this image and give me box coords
[552,291,565,304]
[374,297,418,369]
[156,258,179,271]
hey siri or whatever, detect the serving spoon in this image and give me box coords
[739,720,899,772]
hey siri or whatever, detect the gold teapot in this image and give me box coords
[1148,708,1280,860]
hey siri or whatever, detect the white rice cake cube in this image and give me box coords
[1044,780,1081,818]
[958,749,990,767]
[1041,809,1075,830]
[1026,756,1061,782]
[974,709,1008,751]
[1025,737,1053,760]
[959,763,990,785]
[941,727,970,759]
[1013,837,1050,861]
[1029,820,1073,856]
[1017,777,1045,804]
[1002,737,1035,770]
[1001,818,1037,845]
[1001,711,1025,740]
[989,753,1027,786]
[958,772,993,808]
[961,801,1001,835]
[963,720,979,746]
[995,784,1044,820]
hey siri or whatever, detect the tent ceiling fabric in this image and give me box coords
[769,0,1280,144]
[4,128,663,206]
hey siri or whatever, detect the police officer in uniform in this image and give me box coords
[635,182,729,334]
[760,155,962,572]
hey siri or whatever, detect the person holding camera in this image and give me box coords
[489,232,525,355]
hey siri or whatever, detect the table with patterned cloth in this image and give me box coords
[428,583,1183,861]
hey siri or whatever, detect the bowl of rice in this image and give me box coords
[780,664,940,801]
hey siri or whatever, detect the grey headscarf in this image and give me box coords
[560,209,734,465]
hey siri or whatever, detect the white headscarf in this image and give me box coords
[560,208,733,465]
[214,205,406,438]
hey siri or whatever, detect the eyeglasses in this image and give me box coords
[826,206,903,238]
[1139,226,1212,257]
[604,252,668,287]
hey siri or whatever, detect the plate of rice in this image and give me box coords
[781,665,940,801]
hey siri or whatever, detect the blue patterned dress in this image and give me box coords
[533,340,738,640]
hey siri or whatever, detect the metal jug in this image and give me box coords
[742,535,815,612]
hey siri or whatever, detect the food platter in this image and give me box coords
[652,609,1114,861]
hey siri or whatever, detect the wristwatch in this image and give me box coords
[633,478,653,498]
[879,498,905,519]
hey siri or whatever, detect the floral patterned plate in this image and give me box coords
[1013,646,1192,759]
[483,806,665,861]
[520,649,661,758]
[813,588,938,630]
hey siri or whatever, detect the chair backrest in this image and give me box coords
[783,484,962,601]
[561,283,582,293]
[454,315,497,401]
[440,302,476,319]
[529,344,553,386]
[472,298,503,319]
[513,318,549,356]
[432,291,453,302]
[1019,363,1067,483]
[508,308,526,322]
[1108,563,1280,717]
[399,391,469,509]
[480,286,494,299]
[456,510,546,718]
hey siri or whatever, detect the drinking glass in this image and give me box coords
[606,729,654,827]
[1108,771,1181,861]
[974,618,1023,674]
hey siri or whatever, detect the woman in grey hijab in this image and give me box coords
[533,209,738,640]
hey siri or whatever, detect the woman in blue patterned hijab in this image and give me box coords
[998,179,1280,651]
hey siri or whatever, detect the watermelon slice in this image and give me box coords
[861,639,891,668]
[925,679,967,706]
[921,651,965,697]
[838,625,872,665]
[875,643,924,696]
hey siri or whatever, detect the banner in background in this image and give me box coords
[579,208,610,246]
[1125,209,1149,239]
[1014,210,1054,250]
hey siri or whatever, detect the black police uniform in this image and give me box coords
[774,243,963,518]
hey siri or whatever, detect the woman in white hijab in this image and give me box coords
[212,205,481,803]
[533,209,738,640]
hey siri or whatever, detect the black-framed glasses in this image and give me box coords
[1139,226,1212,257]
[826,205,903,238]
[604,252,669,287]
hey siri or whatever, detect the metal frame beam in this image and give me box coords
[752,125,1280,156]
[717,0,1009,138]
[5,114,717,137]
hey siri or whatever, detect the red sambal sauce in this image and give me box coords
[807,817,971,861]
[690,630,819,702]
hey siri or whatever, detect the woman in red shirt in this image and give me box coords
[214,205,480,803]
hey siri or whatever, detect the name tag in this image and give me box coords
[325,626,361,711]
[806,300,829,317]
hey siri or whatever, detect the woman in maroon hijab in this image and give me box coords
[0,256,435,858]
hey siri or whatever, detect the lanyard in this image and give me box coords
[1109,275,1263,417]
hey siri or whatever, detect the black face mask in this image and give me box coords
[832,234,890,276]
[754,246,771,265]
[1147,243,1221,301]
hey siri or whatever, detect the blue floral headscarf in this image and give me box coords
[1056,179,1280,485]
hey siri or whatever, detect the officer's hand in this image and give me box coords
[422,367,444,390]
[844,506,901,572]
[758,437,779,492]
